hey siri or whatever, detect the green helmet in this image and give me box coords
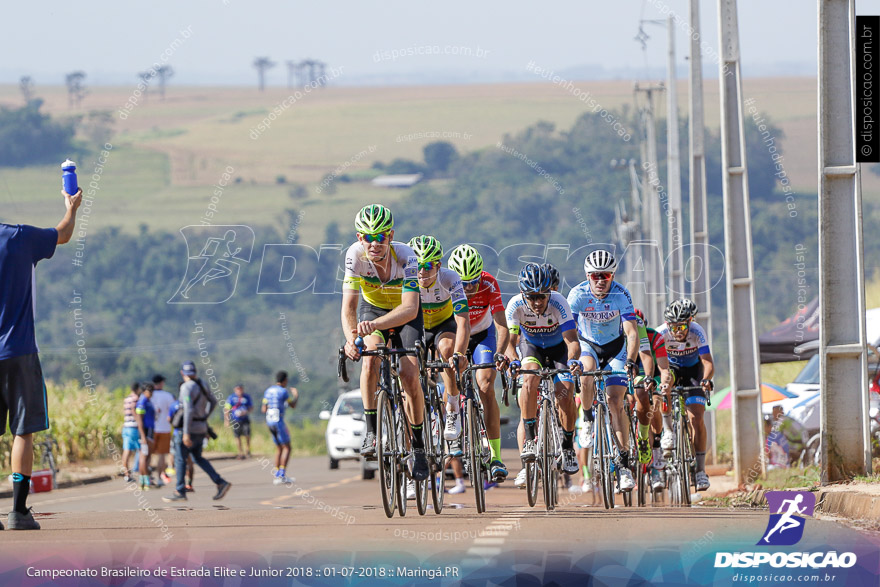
[354,204,394,234]
[408,235,444,263]
[448,244,483,281]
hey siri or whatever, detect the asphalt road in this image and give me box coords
[0,451,878,585]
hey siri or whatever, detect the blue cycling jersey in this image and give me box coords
[262,385,290,424]
[655,321,711,368]
[505,291,577,348]
[567,280,636,345]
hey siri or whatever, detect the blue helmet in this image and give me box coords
[518,263,552,294]
[541,263,561,290]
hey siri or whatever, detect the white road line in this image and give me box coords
[466,547,502,556]
[472,538,505,545]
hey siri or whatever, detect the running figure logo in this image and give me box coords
[169,225,255,304]
[758,491,816,546]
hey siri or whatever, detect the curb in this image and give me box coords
[746,488,880,523]
[0,454,246,499]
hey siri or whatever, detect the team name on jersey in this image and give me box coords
[581,309,619,322]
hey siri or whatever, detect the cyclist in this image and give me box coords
[262,371,298,485]
[513,262,561,488]
[656,299,714,491]
[567,250,649,492]
[504,263,582,477]
[632,309,674,492]
[447,244,510,483]
[406,235,469,499]
[341,204,429,481]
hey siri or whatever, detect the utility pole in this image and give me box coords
[635,83,668,323]
[666,15,685,297]
[689,0,712,340]
[818,0,870,480]
[718,0,764,485]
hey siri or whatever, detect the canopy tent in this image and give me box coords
[708,383,796,411]
[758,298,819,364]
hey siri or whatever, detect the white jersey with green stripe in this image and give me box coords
[343,241,419,309]
[417,267,469,330]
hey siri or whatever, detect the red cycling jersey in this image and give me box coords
[466,272,504,334]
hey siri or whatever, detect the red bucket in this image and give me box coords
[31,469,53,493]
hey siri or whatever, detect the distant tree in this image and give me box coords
[423,141,459,176]
[64,71,87,109]
[0,101,76,166]
[78,110,115,145]
[156,66,173,100]
[253,57,276,92]
[137,71,153,100]
[385,158,426,175]
[19,76,35,104]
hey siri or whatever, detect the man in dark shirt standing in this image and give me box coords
[0,187,81,530]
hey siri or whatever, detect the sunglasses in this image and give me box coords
[589,272,613,281]
[525,293,550,301]
[418,261,438,271]
[462,277,481,287]
[670,322,690,333]
[361,232,389,243]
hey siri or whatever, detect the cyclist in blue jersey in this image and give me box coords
[504,263,582,475]
[568,250,651,492]
[262,371,299,485]
[656,299,715,491]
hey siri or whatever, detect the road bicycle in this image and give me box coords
[583,369,632,510]
[510,366,578,511]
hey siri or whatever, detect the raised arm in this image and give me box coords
[55,189,83,245]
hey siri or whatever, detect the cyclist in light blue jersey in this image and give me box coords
[504,263,582,476]
[262,371,299,485]
[567,250,650,492]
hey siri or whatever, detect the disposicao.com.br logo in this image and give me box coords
[714,491,857,570]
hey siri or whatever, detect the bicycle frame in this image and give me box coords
[583,369,630,509]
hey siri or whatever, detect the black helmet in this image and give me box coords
[664,299,692,323]
[541,263,561,290]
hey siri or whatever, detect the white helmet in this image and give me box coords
[584,249,617,274]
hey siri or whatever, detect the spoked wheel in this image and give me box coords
[678,421,692,507]
[376,390,397,518]
[593,404,610,510]
[415,403,430,516]
[540,399,555,511]
[667,465,681,505]
[429,401,446,514]
[526,459,539,507]
[396,411,408,518]
[637,462,647,507]
[466,400,486,513]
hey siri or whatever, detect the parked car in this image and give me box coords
[319,390,377,480]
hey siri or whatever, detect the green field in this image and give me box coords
[2,77,864,237]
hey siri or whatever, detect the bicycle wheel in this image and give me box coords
[637,461,646,507]
[415,402,430,516]
[540,399,555,511]
[376,390,397,518]
[593,403,610,509]
[396,411,408,518]
[602,410,616,509]
[678,419,693,507]
[429,399,446,514]
[466,399,486,513]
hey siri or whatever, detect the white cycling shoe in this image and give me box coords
[618,468,636,492]
[444,413,461,441]
[406,479,416,500]
[514,468,528,489]
[660,429,674,452]
[582,420,594,448]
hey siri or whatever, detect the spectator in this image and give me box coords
[168,397,195,492]
[0,185,81,530]
[150,374,175,486]
[121,382,142,483]
[135,383,156,489]
[224,384,253,459]
[262,371,299,485]
[163,361,231,502]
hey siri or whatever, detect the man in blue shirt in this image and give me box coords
[262,371,299,485]
[0,187,81,530]
[135,383,156,490]
[224,384,253,459]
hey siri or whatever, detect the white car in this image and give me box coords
[320,390,377,480]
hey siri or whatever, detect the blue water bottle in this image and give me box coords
[61,159,78,195]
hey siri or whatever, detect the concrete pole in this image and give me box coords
[818,0,870,481]
[666,15,685,298]
[689,0,712,341]
[717,0,764,485]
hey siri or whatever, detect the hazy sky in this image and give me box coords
[2,1,872,86]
